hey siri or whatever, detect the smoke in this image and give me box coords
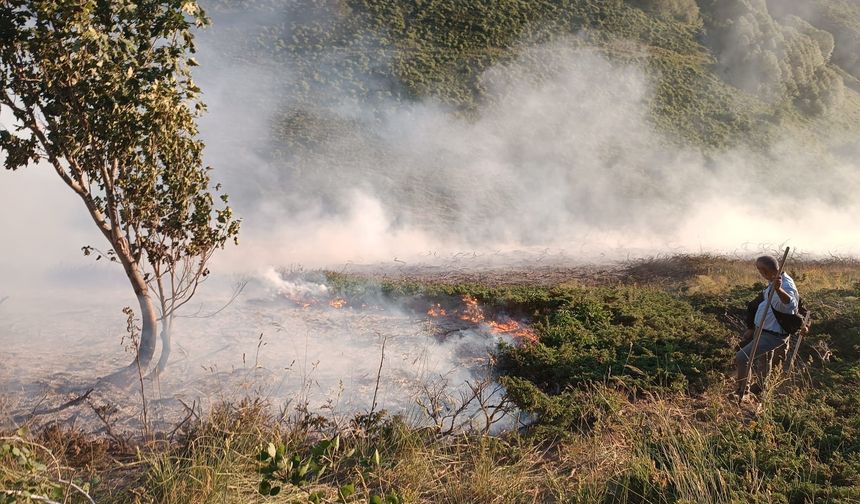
[191,13,860,271]
[7,3,856,285]
[0,123,127,300]
[768,0,860,81]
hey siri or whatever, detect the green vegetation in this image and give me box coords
[1,429,96,503]
[5,256,858,502]
[204,0,860,151]
[497,286,732,434]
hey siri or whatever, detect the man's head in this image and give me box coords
[755,255,780,281]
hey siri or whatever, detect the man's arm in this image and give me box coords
[772,275,798,311]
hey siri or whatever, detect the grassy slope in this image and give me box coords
[4,256,859,503]
[206,0,860,152]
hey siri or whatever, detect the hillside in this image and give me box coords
[194,0,860,249]
[3,2,859,503]
[204,0,860,150]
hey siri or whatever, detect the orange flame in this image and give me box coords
[459,295,485,323]
[427,304,447,317]
[329,298,347,309]
[282,293,317,309]
[424,295,537,344]
[487,320,519,332]
[488,320,538,344]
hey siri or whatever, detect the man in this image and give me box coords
[735,255,799,399]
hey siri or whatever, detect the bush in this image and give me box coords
[497,287,733,430]
[700,0,845,114]
[629,0,701,25]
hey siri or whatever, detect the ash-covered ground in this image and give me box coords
[0,264,545,436]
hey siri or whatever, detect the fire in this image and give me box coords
[284,295,316,309]
[453,295,537,344]
[488,320,538,344]
[459,295,485,323]
[427,304,447,317]
[488,320,519,332]
[328,298,347,309]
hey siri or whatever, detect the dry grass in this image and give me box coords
[624,253,860,294]
[2,365,855,503]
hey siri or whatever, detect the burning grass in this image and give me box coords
[3,254,860,502]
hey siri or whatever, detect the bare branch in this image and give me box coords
[175,279,247,319]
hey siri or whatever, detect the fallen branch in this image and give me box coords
[1,490,61,504]
[169,399,198,441]
[12,388,94,424]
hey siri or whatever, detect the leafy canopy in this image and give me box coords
[0,0,238,274]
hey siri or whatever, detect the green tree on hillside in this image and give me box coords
[700,0,845,114]
[0,0,239,381]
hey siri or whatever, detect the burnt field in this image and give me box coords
[2,254,859,503]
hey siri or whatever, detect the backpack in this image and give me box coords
[745,292,810,334]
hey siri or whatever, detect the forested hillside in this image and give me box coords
[204,0,860,150]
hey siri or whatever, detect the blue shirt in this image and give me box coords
[754,272,799,334]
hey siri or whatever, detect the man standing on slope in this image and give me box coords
[735,255,800,399]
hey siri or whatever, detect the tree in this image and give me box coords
[0,0,240,381]
[147,252,246,378]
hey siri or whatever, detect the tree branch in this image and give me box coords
[2,91,113,240]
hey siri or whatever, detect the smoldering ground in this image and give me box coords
[0,270,523,433]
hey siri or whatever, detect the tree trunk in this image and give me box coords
[134,291,158,371]
[100,266,159,385]
[151,322,172,377]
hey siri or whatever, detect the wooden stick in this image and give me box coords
[740,246,790,404]
[786,311,811,371]
[12,388,94,424]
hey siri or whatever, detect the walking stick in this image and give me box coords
[786,311,811,371]
[740,246,790,404]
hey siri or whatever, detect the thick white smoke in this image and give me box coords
[4,6,858,288]
[194,33,860,271]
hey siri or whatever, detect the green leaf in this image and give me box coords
[258,480,271,495]
[339,483,355,501]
